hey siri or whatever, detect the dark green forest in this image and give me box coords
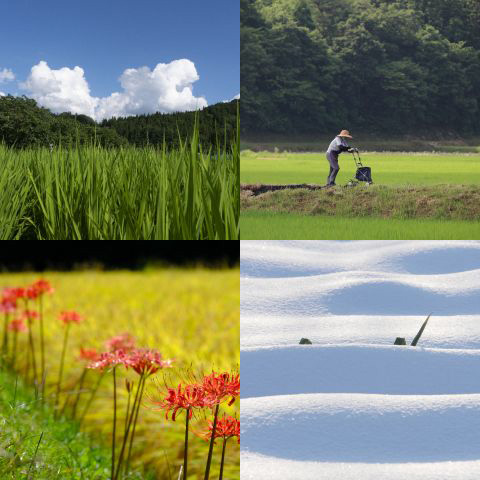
[241,0,480,136]
[0,95,238,149]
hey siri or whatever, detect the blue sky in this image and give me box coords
[0,0,239,119]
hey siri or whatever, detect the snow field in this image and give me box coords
[240,241,480,479]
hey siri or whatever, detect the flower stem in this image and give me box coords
[70,367,88,420]
[27,317,37,386]
[112,366,117,480]
[55,323,70,417]
[219,438,228,480]
[39,296,46,403]
[204,403,220,480]
[11,331,18,370]
[2,312,9,359]
[114,375,143,480]
[78,370,104,427]
[124,385,132,435]
[125,374,146,475]
[184,408,190,480]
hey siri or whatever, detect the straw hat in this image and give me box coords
[338,130,353,139]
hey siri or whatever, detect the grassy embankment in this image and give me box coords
[0,269,240,480]
[0,117,239,240]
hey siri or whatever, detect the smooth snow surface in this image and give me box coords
[241,241,480,480]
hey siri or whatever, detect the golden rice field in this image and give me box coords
[0,268,239,479]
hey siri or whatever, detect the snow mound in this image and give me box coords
[241,344,480,398]
[241,314,480,349]
[241,452,480,480]
[242,393,480,462]
[241,270,480,316]
[241,241,480,278]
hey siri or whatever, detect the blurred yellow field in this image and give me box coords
[0,268,239,479]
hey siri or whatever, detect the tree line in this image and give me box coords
[241,0,480,136]
[0,95,238,149]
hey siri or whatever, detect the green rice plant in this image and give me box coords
[0,115,239,240]
[0,150,31,239]
[240,211,480,240]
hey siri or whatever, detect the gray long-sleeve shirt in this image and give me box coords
[327,136,349,153]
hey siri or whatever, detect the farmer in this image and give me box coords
[326,130,355,187]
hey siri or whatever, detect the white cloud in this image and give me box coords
[0,91,5,96]
[21,60,208,121]
[224,93,240,103]
[21,61,97,117]
[0,68,15,83]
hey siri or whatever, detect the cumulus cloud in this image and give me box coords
[0,91,5,97]
[21,61,97,117]
[0,68,15,83]
[97,60,208,120]
[21,60,208,121]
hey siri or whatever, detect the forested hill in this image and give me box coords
[102,100,238,148]
[0,95,238,149]
[241,0,480,136]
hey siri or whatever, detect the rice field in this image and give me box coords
[0,268,239,479]
[240,151,480,186]
[0,122,239,240]
[241,212,480,240]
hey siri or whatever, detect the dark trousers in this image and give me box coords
[326,151,340,185]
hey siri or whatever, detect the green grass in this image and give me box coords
[240,151,480,186]
[241,211,480,239]
[0,367,151,479]
[0,117,239,240]
[241,185,480,221]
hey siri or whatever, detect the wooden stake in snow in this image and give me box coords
[411,314,432,347]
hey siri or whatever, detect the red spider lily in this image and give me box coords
[201,372,240,480]
[0,296,16,313]
[59,310,83,324]
[3,287,26,301]
[202,371,240,406]
[87,350,128,370]
[105,333,136,352]
[78,347,100,363]
[22,310,39,321]
[153,383,207,421]
[150,382,206,480]
[31,279,54,296]
[8,318,27,332]
[125,348,173,376]
[125,379,134,393]
[26,285,40,300]
[197,414,240,444]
